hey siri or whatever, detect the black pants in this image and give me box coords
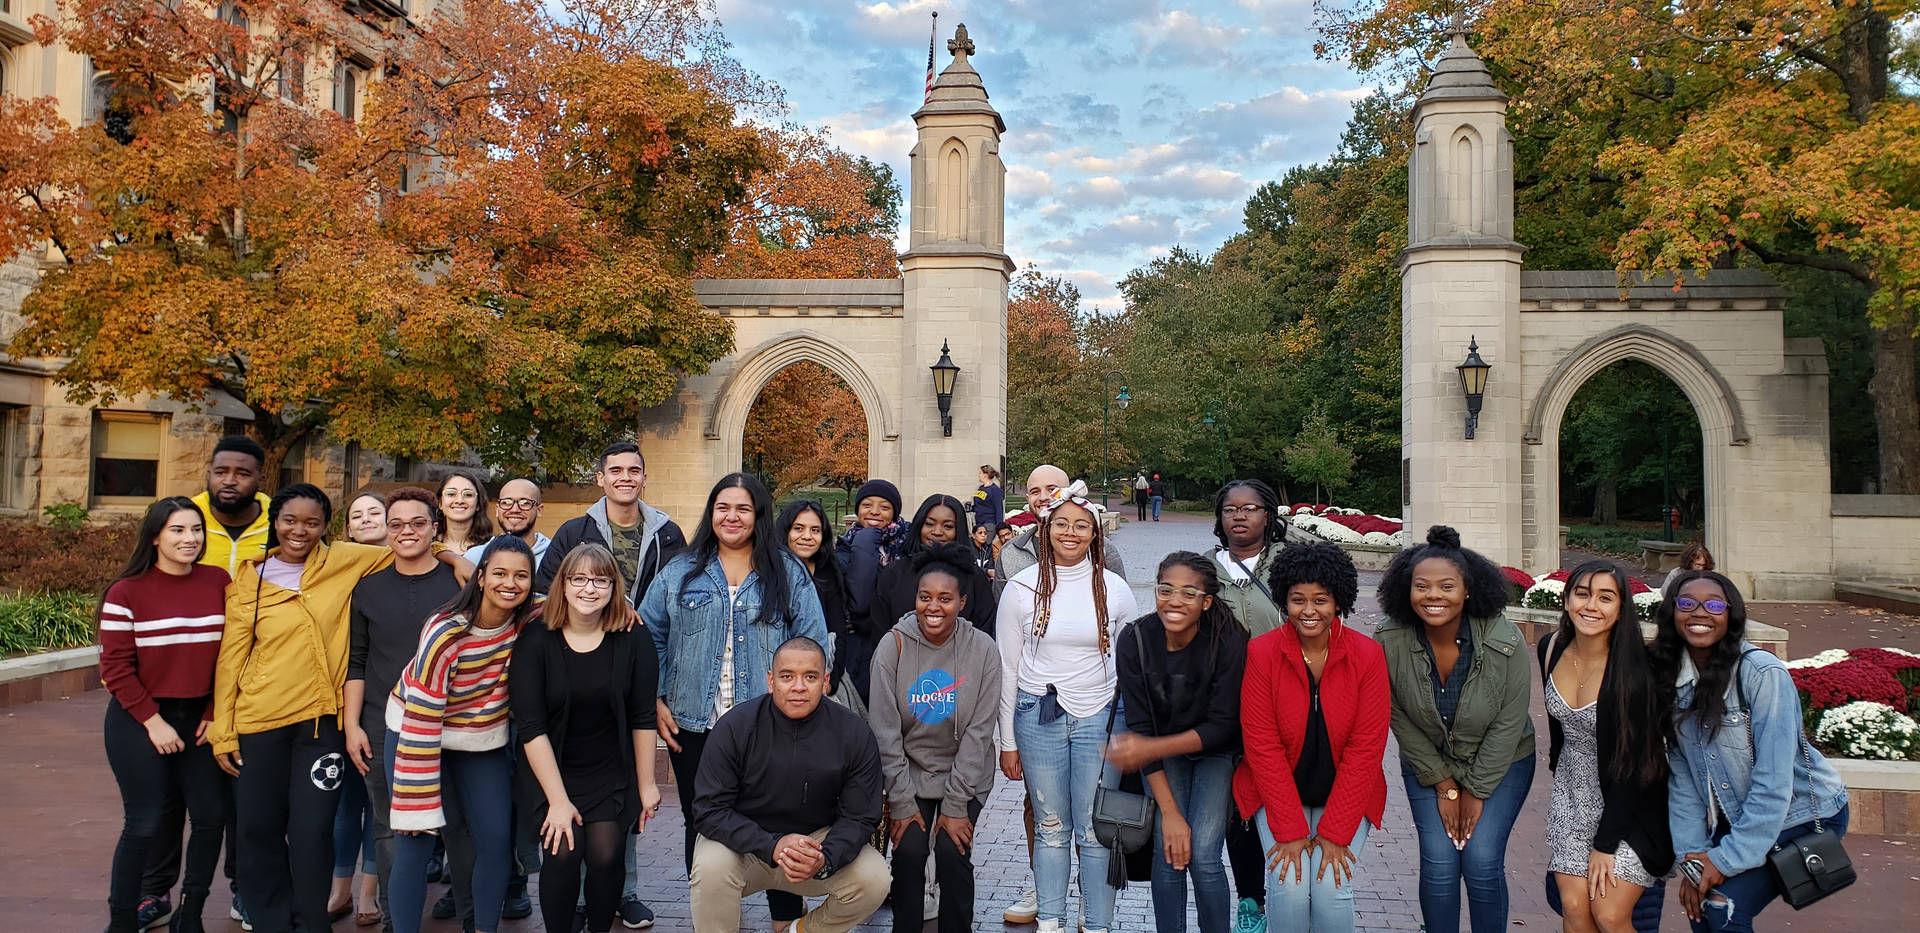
[668,728,804,922]
[1226,814,1265,907]
[140,757,240,903]
[106,698,226,914]
[889,797,983,933]
[235,717,345,933]
[1137,493,1148,521]
[540,820,624,933]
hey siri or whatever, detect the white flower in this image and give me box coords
[1815,701,1919,761]
[1786,649,1852,670]
[1362,531,1394,545]
[1275,505,1294,516]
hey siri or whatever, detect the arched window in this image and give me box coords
[937,139,967,241]
[89,71,135,145]
[1450,128,1479,233]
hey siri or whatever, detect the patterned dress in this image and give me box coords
[1546,679,1658,886]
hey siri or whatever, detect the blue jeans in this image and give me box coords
[1258,804,1371,932]
[1151,495,1164,520]
[332,762,376,877]
[1692,804,1849,933]
[1150,754,1235,933]
[1014,690,1120,931]
[1402,755,1535,933]
[386,736,515,933]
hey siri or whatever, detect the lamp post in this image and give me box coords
[930,340,960,438]
[1204,399,1228,483]
[1102,370,1130,509]
[1457,336,1491,440]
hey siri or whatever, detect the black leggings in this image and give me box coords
[539,820,624,933]
[668,728,804,922]
[235,717,345,933]
[1227,814,1266,907]
[105,698,226,913]
[889,797,983,933]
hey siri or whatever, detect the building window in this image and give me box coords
[333,62,361,121]
[279,435,309,488]
[91,412,165,506]
[393,456,415,482]
[0,405,26,510]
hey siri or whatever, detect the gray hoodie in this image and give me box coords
[868,612,1004,820]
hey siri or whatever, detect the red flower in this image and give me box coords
[1791,659,1909,713]
[1502,566,1535,589]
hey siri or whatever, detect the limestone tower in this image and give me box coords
[1399,22,1525,564]
[899,23,1013,507]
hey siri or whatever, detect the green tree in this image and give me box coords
[1285,403,1356,504]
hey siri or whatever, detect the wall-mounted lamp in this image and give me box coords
[1457,335,1491,440]
[930,340,960,437]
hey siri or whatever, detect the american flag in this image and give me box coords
[923,12,938,103]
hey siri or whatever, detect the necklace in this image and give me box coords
[1568,650,1604,693]
[1303,646,1328,673]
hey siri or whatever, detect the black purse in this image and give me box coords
[1089,626,1159,889]
[1735,653,1856,909]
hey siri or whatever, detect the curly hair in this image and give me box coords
[1376,525,1510,627]
[1212,479,1283,548]
[1268,541,1360,617]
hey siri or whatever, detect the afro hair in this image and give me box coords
[1267,541,1360,617]
[1376,525,1511,627]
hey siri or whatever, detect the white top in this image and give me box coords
[716,584,740,718]
[261,557,304,591]
[996,556,1138,752]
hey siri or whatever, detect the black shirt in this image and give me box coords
[559,636,623,800]
[1115,614,1247,774]
[1293,667,1336,806]
[1417,622,1475,729]
[347,564,462,728]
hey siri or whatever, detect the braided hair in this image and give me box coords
[1032,498,1112,655]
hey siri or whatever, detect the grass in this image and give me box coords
[0,590,97,658]
[1563,522,1697,559]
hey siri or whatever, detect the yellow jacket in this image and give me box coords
[209,541,396,755]
[192,490,271,577]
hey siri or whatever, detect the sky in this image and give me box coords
[710,0,1375,310]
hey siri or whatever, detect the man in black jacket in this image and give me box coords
[535,440,685,603]
[688,637,888,933]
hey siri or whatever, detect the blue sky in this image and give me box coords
[712,0,1373,309]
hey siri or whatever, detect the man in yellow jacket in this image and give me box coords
[194,436,271,574]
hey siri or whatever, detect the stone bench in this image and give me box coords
[1638,539,1687,573]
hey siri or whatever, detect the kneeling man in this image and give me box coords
[690,637,888,933]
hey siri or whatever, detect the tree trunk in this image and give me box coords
[1868,304,1920,494]
[1591,478,1619,525]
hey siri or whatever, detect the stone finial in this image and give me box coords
[1446,8,1470,42]
[948,24,975,64]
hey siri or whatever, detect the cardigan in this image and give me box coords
[1233,621,1390,847]
[1539,632,1675,876]
[510,623,659,834]
[387,612,520,831]
[98,565,232,723]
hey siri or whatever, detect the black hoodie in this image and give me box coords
[690,693,882,875]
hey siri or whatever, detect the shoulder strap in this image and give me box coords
[1229,553,1276,605]
[892,628,903,662]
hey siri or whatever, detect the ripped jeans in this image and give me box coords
[1691,804,1850,933]
[1013,690,1120,931]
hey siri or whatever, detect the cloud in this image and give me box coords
[1134,165,1248,200]
[1006,165,1055,199]
[1178,86,1373,150]
[1059,176,1130,207]
[1136,10,1252,67]
[1037,213,1181,256]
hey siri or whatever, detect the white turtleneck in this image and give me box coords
[996,555,1138,751]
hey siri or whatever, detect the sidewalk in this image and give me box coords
[5,514,1914,931]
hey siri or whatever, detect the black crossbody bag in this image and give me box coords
[1090,624,1159,889]
[1734,651,1855,908]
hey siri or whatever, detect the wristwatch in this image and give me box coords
[1443,787,1460,800]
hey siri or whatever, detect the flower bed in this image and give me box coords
[1281,504,1411,547]
[1784,647,1920,761]
[1520,569,1662,623]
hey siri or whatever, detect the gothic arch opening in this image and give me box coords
[1555,360,1706,552]
[937,138,968,241]
[742,361,872,518]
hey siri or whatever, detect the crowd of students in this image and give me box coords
[97,439,1850,933]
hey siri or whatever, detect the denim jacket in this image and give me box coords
[1668,644,1849,875]
[643,549,828,733]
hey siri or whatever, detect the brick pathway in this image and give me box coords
[5,513,1915,931]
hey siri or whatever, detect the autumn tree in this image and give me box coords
[706,138,903,279]
[1319,0,1920,493]
[0,0,775,482]
[741,362,868,497]
[1005,265,1133,487]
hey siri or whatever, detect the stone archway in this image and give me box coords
[1519,324,1745,575]
[705,330,898,484]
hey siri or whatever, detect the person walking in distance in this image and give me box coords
[1149,474,1166,522]
[1133,472,1150,523]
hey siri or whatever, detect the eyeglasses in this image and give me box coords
[1048,520,1095,535]
[1673,596,1729,616]
[386,518,433,533]
[498,498,539,511]
[1220,505,1266,517]
[1154,584,1207,600]
[566,575,614,591]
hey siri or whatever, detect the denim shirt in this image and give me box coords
[1668,644,1849,875]
[643,550,828,733]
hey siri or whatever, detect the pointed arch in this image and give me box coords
[937,138,968,241]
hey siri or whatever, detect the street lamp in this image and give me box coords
[1457,336,1491,440]
[1102,370,1130,509]
[930,340,960,437]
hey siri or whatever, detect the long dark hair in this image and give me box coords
[681,473,791,627]
[1376,525,1510,627]
[904,493,970,555]
[776,499,845,619]
[1648,569,1749,734]
[432,534,539,628]
[101,497,205,618]
[1149,551,1242,670]
[266,483,332,551]
[1555,560,1673,784]
[436,469,494,543]
[1212,479,1283,548]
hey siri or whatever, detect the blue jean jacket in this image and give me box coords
[1667,644,1849,875]
[642,550,828,733]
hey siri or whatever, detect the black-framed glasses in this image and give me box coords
[1154,584,1207,600]
[566,575,614,591]
[498,498,539,511]
[1673,596,1729,615]
[1220,505,1266,517]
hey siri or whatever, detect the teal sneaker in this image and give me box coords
[1234,897,1266,933]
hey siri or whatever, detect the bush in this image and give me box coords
[0,591,97,657]
[1790,659,1909,734]
[1564,525,1646,559]
[0,517,137,595]
[1814,701,1919,761]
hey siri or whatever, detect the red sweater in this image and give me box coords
[98,565,232,723]
[1233,621,1390,847]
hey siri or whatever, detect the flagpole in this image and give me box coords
[924,11,938,104]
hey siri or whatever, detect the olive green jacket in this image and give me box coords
[1211,541,1287,638]
[1374,612,1536,799]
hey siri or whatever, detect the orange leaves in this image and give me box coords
[742,362,869,495]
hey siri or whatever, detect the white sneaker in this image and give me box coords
[1035,921,1063,933]
[1004,886,1039,924]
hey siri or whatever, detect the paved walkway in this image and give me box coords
[5,512,1915,931]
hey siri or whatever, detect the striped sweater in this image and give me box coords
[386,612,519,831]
[98,565,232,723]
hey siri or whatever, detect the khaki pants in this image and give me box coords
[689,830,889,933]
